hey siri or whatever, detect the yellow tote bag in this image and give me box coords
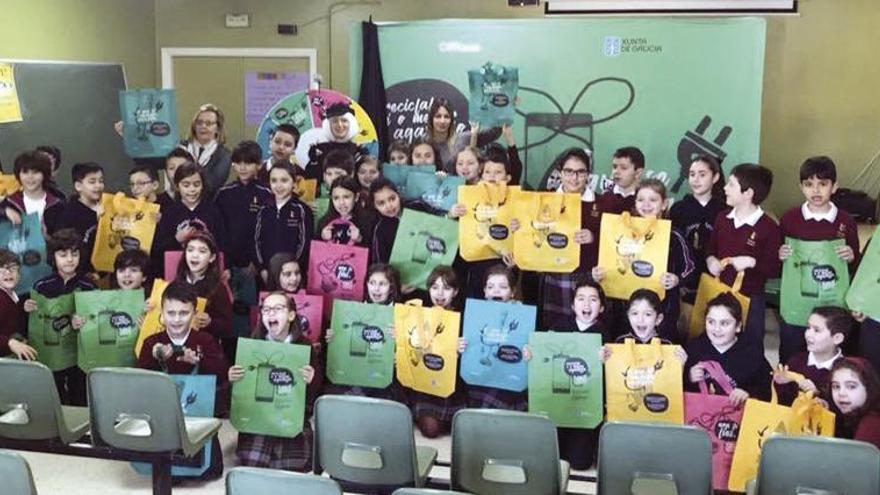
[727,378,835,492]
[293,177,317,203]
[458,183,520,261]
[91,192,161,272]
[604,338,683,424]
[510,191,581,272]
[597,213,671,300]
[394,299,460,398]
[133,279,207,357]
[688,259,751,339]
[0,174,21,197]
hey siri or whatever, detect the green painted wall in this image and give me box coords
[0,0,156,88]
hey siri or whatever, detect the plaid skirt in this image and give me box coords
[466,385,527,411]
[541,273,576,330]
[410,388,468,422]
[236,426,313,472]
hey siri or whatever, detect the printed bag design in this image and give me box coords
[460,298,535,392]
[327,300,394,388]
[92,192,161,272]
[510,190,581,272]
[598,213,671,300]
[389,209,459,289]
[467,61,518,127]
[76,289,145,371]
[781,237,850,326]
[604,338,683,424]
[27,292,77,371]
[394,300,460,398]
[458,183,520,262]
[0,212,52,295]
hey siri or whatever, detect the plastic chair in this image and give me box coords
[749,435,880,495]
[87,367,220,458]
[313,395,438,490]
[226,467,342,494]
[0,450,38,495]
[393,489,471,494]
[597,422,712,495]
[0,358,89,444]
[451,409,569,495]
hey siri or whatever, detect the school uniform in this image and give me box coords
[0,288,26,356]
[181,141,232,198]
[777,203,860,363]
[659,228,696,343]
[257,157,287,185]
[540,188,602,331]
[842,410,880,450]
[235,331,323,472]
[436,127,502,174]
[707,207,782,347]
[614,333,674,345]
[860,317,880,375]
[596,185,636,215]
[152,199,227,276]
[775,350,842,406]
[369,216,400,264]
[684,333,772,401]
[304,141,367,182]
[214,180,272,268]
[181,276,233,342]
[254,197,313,270]
[155,191,175,212]
[3,190,65,232]
[52,199,99,272]
[33,272,97,406]
[317,212,371,247]
[670,194,726,303]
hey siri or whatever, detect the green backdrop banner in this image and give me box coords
[351,18,765,196]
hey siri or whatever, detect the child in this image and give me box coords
[777,156,860,364]
[137,281,226,479]
[411,266,467,438]
[228,292,321,471]
[354,155,381,195]
[707,163,782,348]
[0,249,37,360]
[774,306,850,405]
[255,162,313,282]
[480,143,516,186]
[453,146,484,185]
[368,178,402,264]
[410,139,442,171]
[174,231,233,346]
[388,140,410,165]
[266,252,304,294]
[318,176,368,246]
[462,264,528,411]
[215,140,272,273]
[156,148,195,211]
[364,263,401,305]
[24,229,97,405]
[3,150,64,231]
[128,165,161,203]
[321,149,355,197]
[153,163,227,278]
[830,357,880,449]
[111,249,151,294]
[53,162,105,272]
[260,124,300,184]
[669,155,727,303]
[35,145,66,202]
[597,146,643,214]
[686,292,772,406]
[599,289,688,366]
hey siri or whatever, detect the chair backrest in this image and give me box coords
[451,409,562,495]
[226,467,342,494]
[393,489,471,494]
[755,435,880,494]
[0,359,65,441]
[0,449,38,495]
[87,367,186,452]
[314,395,419,486]
[597,422,712,495]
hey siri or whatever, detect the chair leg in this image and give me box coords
[151,457,172,495]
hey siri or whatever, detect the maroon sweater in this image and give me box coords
[853,410,880,450]
[596,190,636,215]
[779,205,861,270]
[706,208,782,296]
[775,351,840,406]
[137,330,228,379]
[0,289,24,356]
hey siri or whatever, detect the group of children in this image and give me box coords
[2,97,880,480]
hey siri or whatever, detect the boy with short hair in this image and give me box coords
[24,229,97,405]
[707,163,782,348]
[156,148,195,211]
[777,156,860,363]
[128,164,161,203]
[321,149,355,196]
[260,124,300,184]
[3,150,65,230]
[774,305,851,405]
[53,162,105,271]
[0,249,37,360]
[597,146,644,214]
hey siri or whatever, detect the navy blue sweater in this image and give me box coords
[214,180,271,268]
[254,197,314,270]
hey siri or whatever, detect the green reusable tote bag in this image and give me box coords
[27,292,77,371]
[528,332,604,428]
[403,170,464,213]
[313,197,330,231]
[847,229,880,320]
[230,338,310,437]
[76,289,145,372]
[389,208,459,289]
[381,163,435,197]
[781,237,850,326]
[0,212,52,296]
[468,61,519,127]
[327,300,394,388]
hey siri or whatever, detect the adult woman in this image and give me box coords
[295,103,368,181]
[181,104,232,197]
[425,98,500,173]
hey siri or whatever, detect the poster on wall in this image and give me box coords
[350,18,765,196]
[0,63,23,123]
[244,71,309,125]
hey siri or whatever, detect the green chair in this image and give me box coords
[393,489,471,494]
[0,358,89,444]
[87,367,220,458]
[597,422,712,495]
[451,409,569,495]
[226,467,342,494]
[313,395,438,490]
[748,435,880,495]
[0,450,38,495]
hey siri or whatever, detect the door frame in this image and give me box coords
[159,47,317,89]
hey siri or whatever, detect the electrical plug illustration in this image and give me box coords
[671,115,732,193]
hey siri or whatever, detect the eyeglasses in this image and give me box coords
[561,168,589,178]
[129,180,155,188]
[261,305,287,315]
[0,263,19,273]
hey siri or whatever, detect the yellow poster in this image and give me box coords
[0,63,23,124]
[394,299,460,398]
